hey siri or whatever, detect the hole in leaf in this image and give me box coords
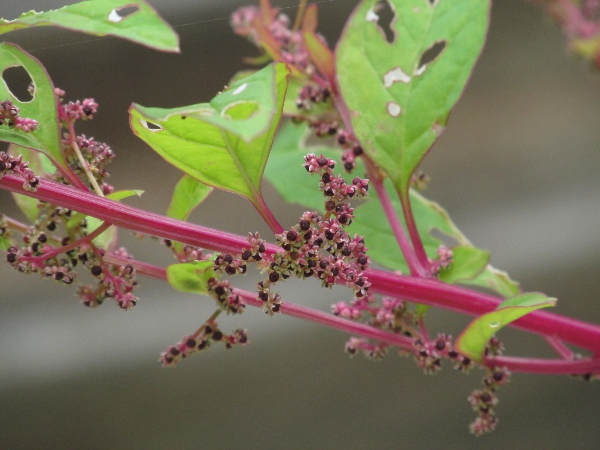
[141,120,161,131]
[416,40,447,74]
[387,102,401,117]
[2,66,34,102]
[232,83,248,96]
[221,101,259,120]
[108,5,140,23]
[383,67,411,87]
[369,0,396,44]
[427,0,439,6]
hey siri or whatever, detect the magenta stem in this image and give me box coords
[398,189,430,271]
[104,252,600,375]
[363,157,429,278]
[2,174,600,355]
[253,194,284,234]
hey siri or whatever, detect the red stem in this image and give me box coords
[363,157,429,278]
[399,189,430,271]
[104,252,600,375]
[2,174,600,355]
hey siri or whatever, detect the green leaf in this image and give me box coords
[468,265,521,298]
[8,144,56,222]
[87,216,117,250]
[438,245,489,284]
[130,63,290,206]
[167,175,213,221]
[0,0,179,53]
[336,0,490,193]
[351,180,470,274]
[0,235,15,251]
[0,43,65,168]
[166,260,215,295]
[455,292,557,361]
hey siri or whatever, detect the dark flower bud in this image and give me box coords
[269,272,280,283]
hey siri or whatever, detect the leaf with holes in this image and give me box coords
[336,0,490,194]
[166,260,215,295]
[0,0,179,53]
[0,43,65,169]
[8,144,56,222]
[130,63,289,207]
[455,293,557,361]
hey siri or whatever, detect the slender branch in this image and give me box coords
[398,189,430,271]
[484,354,600,375]
[66,121,104,196]
[104,252,600,376]
[19,221,111,264]
[253,194,284,234]
[363,157,429,278]
[3,174,600,354]
[545,336,575,359]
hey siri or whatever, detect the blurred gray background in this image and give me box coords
[1,0,599,448]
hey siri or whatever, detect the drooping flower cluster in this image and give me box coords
[3,90,140,310]
[160,322,248,367]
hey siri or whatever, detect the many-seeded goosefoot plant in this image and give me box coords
[0,0,599,436]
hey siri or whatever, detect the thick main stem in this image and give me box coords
[2,174,600,354]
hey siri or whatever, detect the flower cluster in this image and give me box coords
[0,99,39,132]
[206,277,246,315]
[429,245,453,276]
[56,89,99,121]
[0,151,40,191]
[160,323,248,367]
[231,5,313,69]
[77,253,139,309]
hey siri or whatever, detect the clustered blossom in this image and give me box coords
[0,99,39,132]
[207,277,246,315]
[344,337,388,360]
[160,323,248,367]
[429,245,453,276]
[56,88,99,121]
[0,151,40,191]
[209,154,371,316]
[231,5,313,69]
[77,252,139,310]
[3,90,141,311]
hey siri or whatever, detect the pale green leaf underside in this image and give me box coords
[0,43,64,168]
[0,0,179,52]
[167,175,213,222]
[130,63,290,203]
[336,0,490,192]
[166,260,215,295]
[455,292,557,361]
